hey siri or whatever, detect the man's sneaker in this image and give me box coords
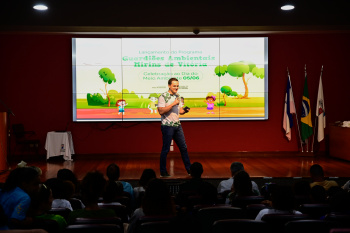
[160,171,171,178]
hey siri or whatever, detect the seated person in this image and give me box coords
[133,169,156,207]
[127,178,176,233]
[67,171,116,224]
[228,170,260,205]
[103,181,124,203]
[217,162,260,196]
[106,164,134,200]
[44,178,73,211]
[29,184,67,232]
[255,185,302,221]
[0,167,40,229]
[309,164,338,191]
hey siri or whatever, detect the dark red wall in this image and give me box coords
[1,33,349,155]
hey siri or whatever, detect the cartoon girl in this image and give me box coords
[204,96,216,114]
[148,96,158,114]
[116,99,128,115]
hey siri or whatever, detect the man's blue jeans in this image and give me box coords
[160,125,191,173]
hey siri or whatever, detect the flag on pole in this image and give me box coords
[316,70,325,142]
[301,72,313,141]
[283,76,296,141]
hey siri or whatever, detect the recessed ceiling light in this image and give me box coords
[281,5,295,11]
[33,4,48,11]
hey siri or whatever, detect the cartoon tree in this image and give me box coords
[98,68,116,107]
[226,61,264,99]
[214,65,228,77]
[220,86,237,106]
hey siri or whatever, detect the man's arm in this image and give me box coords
[158,98,179,115]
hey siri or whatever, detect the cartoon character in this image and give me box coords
[148,94,158,114]
[204,96,216,114]
[116,99,128,115]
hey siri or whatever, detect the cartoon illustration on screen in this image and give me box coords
[148,93,159,114]
[204,96,216,114]
[116,99,128,115]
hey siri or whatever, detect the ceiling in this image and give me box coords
[1,0,349,34]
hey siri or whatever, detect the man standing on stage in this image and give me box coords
[157,78,191,177]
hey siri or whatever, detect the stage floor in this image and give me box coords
[2,152,350,184]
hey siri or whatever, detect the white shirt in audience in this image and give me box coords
[255,208,302,221]
[51,199,73,211]
[217,177,260,195]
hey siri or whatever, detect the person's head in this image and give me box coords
[198,182,218,205]
[81,171,106,205]
[310,164,325,180]
[270,185,295,211]
[180,97,184,104]
[233,170,253,196]
[329,189,350,212]
[3,167,40,195]
[190,162,203,179]
[103,180,124,203]
[230,162,244,177]
[45,178,65,199]
[106,163,120,181]
[30,184,53,215]
[168,78,179,95]
[310,185,327,203]
[139,169,156,188]
[62,180,75,199]
[142,178,175,216]
[57,169,78,186]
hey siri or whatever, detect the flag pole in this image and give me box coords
[304,64,308,152]
[287,67,303,152]
[311,65,323,152]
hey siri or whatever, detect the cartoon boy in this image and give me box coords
[204,96,216,114]
[148,93,158,114]
[116,99,128,115]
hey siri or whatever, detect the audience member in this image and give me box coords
[133,169,156,207]
[227,170,259,204]
[106,163,134,199]
[310,185,327,204]
[44,178,73,211]
[67,171,116,224]
[255,185,302,221]
[103,181,124,203]
[29,184,67,232]
[127,178,176,233]
[217,162,260,195]
[309,164,338,191]
[0,167,40,228]
[56,169,79,196]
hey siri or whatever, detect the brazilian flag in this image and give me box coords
[301,74,313,141]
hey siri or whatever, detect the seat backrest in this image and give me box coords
[212,219,270,233]
[97,203,128,223]
[285,220,337,233]
[325,213,350,228]
[231,196,265,209]
[138,221,173,233]
[135,215,175,233]
[245,204,271,219]
[196,206,243,233]
[298,203,331,218]
[262,214,310,233]
[64,223,122,233]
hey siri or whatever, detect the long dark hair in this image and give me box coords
[3,167,39,192]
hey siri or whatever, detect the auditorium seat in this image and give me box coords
[231,196,265,209]
[97,203,128,223]
[138,221,174,233]
[64,224,122,233]
[245,204,271,219]
[134,215,175,233]
[70,217,123,230]
[285,220,337,233]
[195,206,243,233]
[325,213,350,228]
[212,219,270,233]
[298,203,331,219]
[261,214,310,233]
